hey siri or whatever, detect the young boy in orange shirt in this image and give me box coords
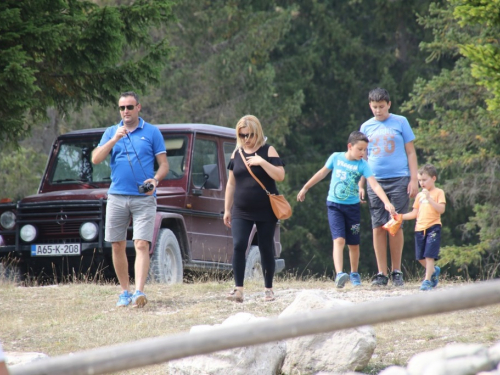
[401,164,446,290]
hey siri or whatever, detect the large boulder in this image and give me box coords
[279,290,376,374]
[406,344,494,375]
[168,312,286,375]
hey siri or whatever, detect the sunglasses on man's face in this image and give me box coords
[238,132,254,140]
[119,105,138,111]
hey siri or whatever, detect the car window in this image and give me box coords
[191,138,220,188]
[162,136,188,180]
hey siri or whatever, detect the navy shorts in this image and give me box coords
[327,201,361,245]
[415,224,441,260]
[367,176,410,228]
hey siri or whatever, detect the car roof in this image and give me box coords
[59,123,236,138]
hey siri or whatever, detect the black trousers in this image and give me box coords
[231,218,276,288]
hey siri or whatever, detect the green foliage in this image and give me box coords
[146,0,449,277]
[0,0,175,144]
[0,147,47,200]
[403,0,500,279]
[452,0,500,110]
[144,1,303,144]
[277,0,447,276]
[10,0,493,279]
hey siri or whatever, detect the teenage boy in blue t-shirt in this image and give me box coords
[297,131,395,288]
[359,88,418,287]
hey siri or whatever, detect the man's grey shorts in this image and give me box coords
[105,194,156,242]
[367,176,410,229]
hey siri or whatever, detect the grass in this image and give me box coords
[1,274,500,375]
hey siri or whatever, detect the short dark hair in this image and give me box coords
[418,164,438,178]
[347,131,369,145]
[120,91,140,104]
[368,88,390,103]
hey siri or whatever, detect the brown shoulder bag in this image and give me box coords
[238,149,292,220]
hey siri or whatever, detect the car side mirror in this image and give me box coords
[200,164,219,190]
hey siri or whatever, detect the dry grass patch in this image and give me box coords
[1,277,499,375]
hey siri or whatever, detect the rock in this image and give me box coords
[407,344,488,375]
[279,290,376,374]
[379,366,409,375]
[168,312,286,375]
[488,341,500,363]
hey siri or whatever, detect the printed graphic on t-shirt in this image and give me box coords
[333,167,362,201]
[369,132,396,156]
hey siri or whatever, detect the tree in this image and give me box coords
[275,0,449,276]
[402,1,500,279]
[0,0,175,144]
[142,1,304,144]
[453,0,500,111]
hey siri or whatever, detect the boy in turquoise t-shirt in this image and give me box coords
[297,131,395,288]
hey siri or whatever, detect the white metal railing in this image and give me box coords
[10,279,500,375]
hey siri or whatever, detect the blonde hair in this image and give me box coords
[235,115,266,149]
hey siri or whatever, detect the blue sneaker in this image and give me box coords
[132,290,148,308]
[335,272,349,288]
[420,280,433,291]
[116,290,132,307]
[431,266,441,288]
[350,272,361,286]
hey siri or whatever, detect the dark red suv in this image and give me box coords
[0,124,284,283]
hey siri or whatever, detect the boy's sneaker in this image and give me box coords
[420,280,433,291]
[335,272,349,288]
[391,270,404,287]
[131,291,148,308]
[431,266,441,288]
[350,272,362,286]
[116,290,132,307]
[371,273,389,286]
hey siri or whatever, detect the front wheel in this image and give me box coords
[149,228,183,284]
[244,246,263,280]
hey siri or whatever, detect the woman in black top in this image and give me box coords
[224,115,286,302]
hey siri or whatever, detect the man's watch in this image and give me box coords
[153,178,159,185]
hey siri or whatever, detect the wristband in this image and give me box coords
[153,178,159,185]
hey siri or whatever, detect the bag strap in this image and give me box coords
[238,148,270,195]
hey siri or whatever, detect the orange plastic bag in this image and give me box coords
[383,214,403,236]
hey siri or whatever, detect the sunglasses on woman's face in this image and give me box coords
[238,132,254,140]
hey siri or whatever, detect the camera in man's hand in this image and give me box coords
[138,182,154,194]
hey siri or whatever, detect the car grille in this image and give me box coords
[16,200,105,245]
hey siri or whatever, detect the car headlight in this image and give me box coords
[0,211,16,230]
[20,225,37,242]
[80,222,98,241]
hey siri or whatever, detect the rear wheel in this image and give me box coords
[149,229,183,284]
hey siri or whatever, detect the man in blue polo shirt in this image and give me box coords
[92,91,169,308]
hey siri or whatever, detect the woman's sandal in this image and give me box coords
[227,288,244,303]
[264,289,275,302]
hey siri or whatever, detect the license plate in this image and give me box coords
[31,243,81,256]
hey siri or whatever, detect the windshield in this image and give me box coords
[49,135,189,185]
[50,139,110,184]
